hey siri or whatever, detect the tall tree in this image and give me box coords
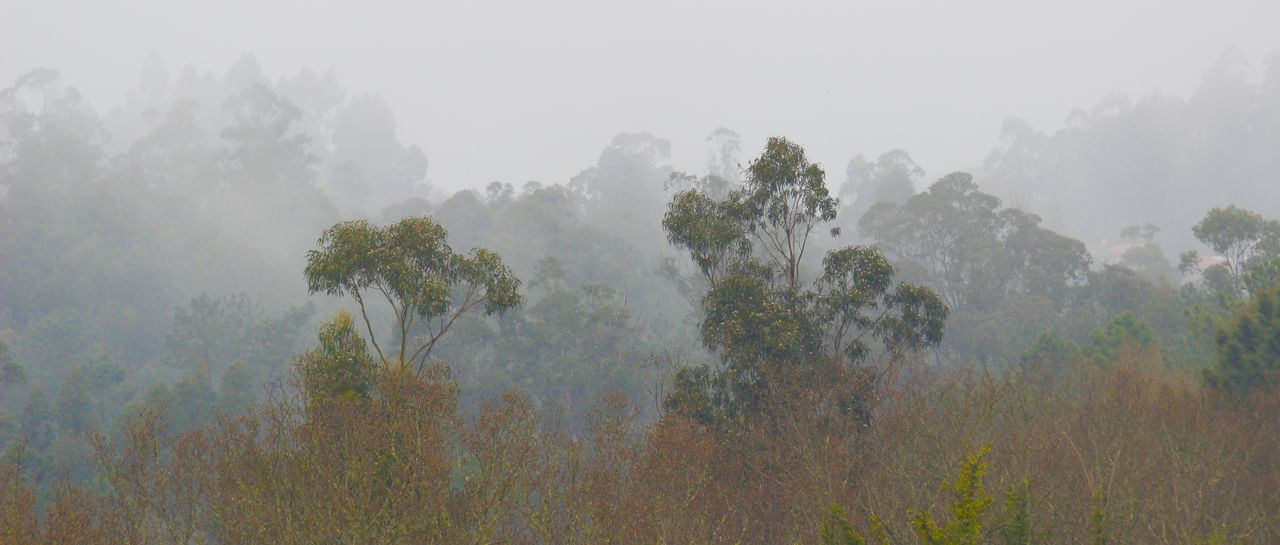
[861,172,1089,313]
[304,216,523,375]
[839,149,924,235]
[1180,205,1280,294]
[705,127,743,185]
[735,137,840,289]
[662,137,947,421]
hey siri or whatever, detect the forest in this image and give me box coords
[2,49,1280,543]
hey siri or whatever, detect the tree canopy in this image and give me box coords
[304,216,523,375]
[662,137,948,422]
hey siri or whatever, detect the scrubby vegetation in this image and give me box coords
[4,51,1280,543]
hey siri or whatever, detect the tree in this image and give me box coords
[860,173,1004,311]
[164,293,314,379]
[220,83,315,184]
[481,280,646,427]
[218,360,256,416]
[323,94,429,214]
[298,310,377,401]
[1117,223,1175,281]
[1180,205,1280,294]
[662,188,748,289]
[860,172,1090,313]
[170,361,217,430]
[1206,283,1280,395]
[736,136,839,289]
[54,363,90,434]
[81,354,125,395]
[569,132,674,255]
[839,148,924,234]
[0,341,24,403]
[19,381,51,449]
[705,127,743,185]
[1086,311,1159,366]
[1019,329,1083,374]
[662,137,948,421]
[1244,256,1280,295]
[304,216,523,375]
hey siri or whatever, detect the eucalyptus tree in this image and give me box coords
[839,148,924,235]
[304,216,523,376]
[662,137,948,421]
[1180,205,1280,295]
[860,172,1090,313]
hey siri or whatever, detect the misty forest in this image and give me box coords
[4,47,1280,544]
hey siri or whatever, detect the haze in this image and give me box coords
[10,2,1280,540]
[7,0,1279,194]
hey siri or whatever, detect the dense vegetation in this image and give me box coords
[3,51,1280,543]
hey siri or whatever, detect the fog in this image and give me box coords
[7,0,1280,194]
[9,4,1280,539]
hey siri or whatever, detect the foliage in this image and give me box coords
[170,361,217,430]
[1086,311,1159,366]
[838,149,924,235]
[164,293,313,379]
[304,216,523,374]
[1019,329,1082,374]
[1243,256,1280,295]
[662,138,947,422]
[1206,283,1280,394]
[820,449,1053,545]
[860,172,1090,313]
[1181,205,1280,294]
[909,447,993,545]
[19,381,51,449]
[820,504,869,545]
[0,340,24,402]
[736,136,840,288]
[299,310,377,402]
[477,281,646,425]
[5,51,1280,545]
[217,360,256,416]
[53,364,89,434]
[0,331,1277,544]
[1117,223,1175,281]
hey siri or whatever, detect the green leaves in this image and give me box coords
[661,138,948,423]
[1087,311,1158,366]
[910,447,993,545]
[820,504,869,545]
[739,137,838,288]
[1193,205,1280,260]
[1189,205,1280,293]
[304,216,523,371]
[1206,284,1280,395]
[861,172,1089,313]
[662,189,747,286]
[301,310,376,401]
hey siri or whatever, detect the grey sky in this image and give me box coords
[6,0,1279,194]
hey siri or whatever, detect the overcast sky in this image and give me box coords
[6,0,1280,194]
